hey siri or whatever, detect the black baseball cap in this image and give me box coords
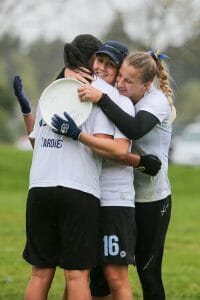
[96,40,128,66]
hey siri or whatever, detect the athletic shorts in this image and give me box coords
[90,206,136,297]
[99,206,136,265]
[23,186,100,270]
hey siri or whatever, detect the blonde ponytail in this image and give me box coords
[148,51,176,122]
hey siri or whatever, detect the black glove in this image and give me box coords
[13,75,31,114]
[136,154,161,176]
[51,111,81,140]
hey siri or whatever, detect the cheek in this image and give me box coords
[127,85,136,95]
[93,60,100,71]
[107,67,117,76]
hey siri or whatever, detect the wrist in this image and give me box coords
[135,155,141,168]
[72,128,82,140]
[21,108,31,115]
[98,93,108,106]
[94,91,103,103]
[77,130,82,141]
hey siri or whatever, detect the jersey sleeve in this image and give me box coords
[93,106,114,136]
[136,90,170,123]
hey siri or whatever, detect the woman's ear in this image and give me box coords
[144,80,152,89]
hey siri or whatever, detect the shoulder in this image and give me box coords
[116,94,135,117]
[92,76,116,95]
[137,86,169,110]
[136,86,171,121]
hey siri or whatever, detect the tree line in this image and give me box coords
[0,31,200,142]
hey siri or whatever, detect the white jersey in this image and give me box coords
[132,85,172,203]
[92,79,135,207]
[29,76,121,199]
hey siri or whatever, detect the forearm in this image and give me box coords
[79,133,128,159]
[116,151,141,168]
[23,114,35,148]
[23,113,35,135]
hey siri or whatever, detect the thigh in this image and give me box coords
[100,206,136,265]
[23,187,60,268]
[58,188,101,270]
[135,195,172,266]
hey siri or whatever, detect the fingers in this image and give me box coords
[78,75,91,84]
[77,84,90,92]
[52,128,59,134]
[13,75,22,86]
[77,85,88,101]
[52,114,65,127]
[76,67,93,83]
[77,84,93,101]
[77,67,93,75]
[13,76,23,96]
[63,111,71,119]
[51,117,60,129]
[66,69,92,84]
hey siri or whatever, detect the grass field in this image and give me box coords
[0,145,200,299]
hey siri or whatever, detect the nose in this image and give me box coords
[96,60,106,70]
[99,62,106,71]
[117,77,124,88]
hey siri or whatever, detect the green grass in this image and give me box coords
[0,145,200,299]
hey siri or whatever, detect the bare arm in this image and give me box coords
[79,132,141,168]
[79,132,131,160]
[23,114,35,148]
[51,112,162,175]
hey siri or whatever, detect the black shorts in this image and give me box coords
[90,206,136,297]
[99,206,136,265]
[23,186,100,270]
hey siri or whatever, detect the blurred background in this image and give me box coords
[0,0,200,164]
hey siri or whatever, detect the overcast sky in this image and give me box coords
[1,0,200,48]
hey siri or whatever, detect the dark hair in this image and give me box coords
[56,34,102,79]
[65,34,101,70]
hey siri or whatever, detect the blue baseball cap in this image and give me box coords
[96,40,128,66]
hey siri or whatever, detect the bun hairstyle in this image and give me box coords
[56,34,102,79]
[64,34,102,73]
[126,51,176,122]
[64,42,88,69]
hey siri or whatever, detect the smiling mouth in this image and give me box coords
[96,71,107,78]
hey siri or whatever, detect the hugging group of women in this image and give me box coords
[13,33,175,300]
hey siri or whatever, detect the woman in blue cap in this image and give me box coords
[73,50,175,300]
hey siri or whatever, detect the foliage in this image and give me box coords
[0,17,200,142]
[175,80,200,126]
[0,110,14,142]
[168,33,200,87]
[0,146,200,299]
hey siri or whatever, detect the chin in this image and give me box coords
[118,89,128,96]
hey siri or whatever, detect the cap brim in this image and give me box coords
[96,50,120,66]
